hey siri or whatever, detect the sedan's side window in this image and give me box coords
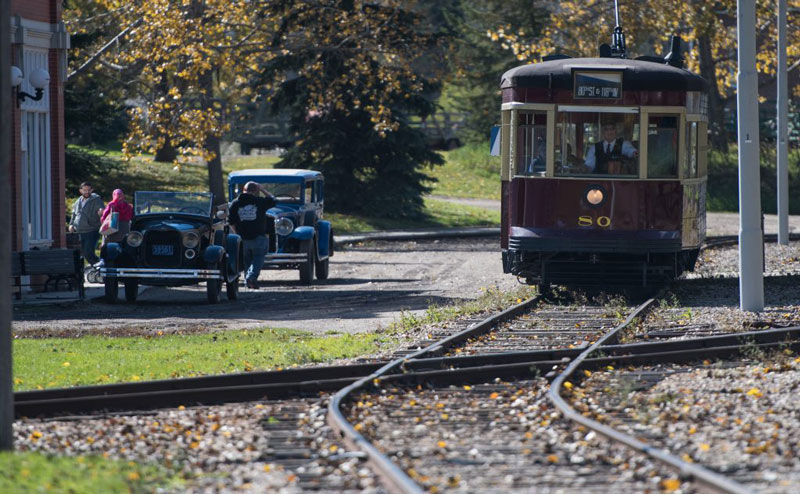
[316,180,323,202]
[305,183,313,204]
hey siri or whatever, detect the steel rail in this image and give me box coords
[327,295,541,494]
[548,299,754,494]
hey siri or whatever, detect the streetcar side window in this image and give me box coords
[516,111,547,176]
[685,121,699,178]
[647,115,679,179]
[555,111,638,177]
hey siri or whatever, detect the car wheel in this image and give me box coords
[299,239,314,284]
[207,262,222,304]
[315,256,329,280]
[124,278,139,303]
[104,275,118,304]
[225,260,239,301]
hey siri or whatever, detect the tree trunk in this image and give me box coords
[697,34,729,151]
[200,70,226,205]
[154,140,177,163]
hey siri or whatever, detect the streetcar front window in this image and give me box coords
[647,115,679,179]
[555,111,638,177]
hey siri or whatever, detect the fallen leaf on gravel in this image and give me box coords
[746,387,763,397]
[490,392,499,399]
[437,441,447,448]
[699,443,710,451]
[563,382,573,390]
[546,454,559,463]
[661,478,681,491]
[688,426,697,435]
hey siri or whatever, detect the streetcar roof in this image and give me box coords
[501,57,707,92]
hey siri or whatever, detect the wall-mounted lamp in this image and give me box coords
[11,66,50,104]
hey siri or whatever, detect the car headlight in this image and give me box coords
[126,231,143,247]
[275,217,294,236]
[182,232,200,249]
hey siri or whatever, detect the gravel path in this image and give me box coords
[627,241,800,342]
[13,238,517,337]
[14,398,383,493]
[579,355,800,493]
[349,380,693,493]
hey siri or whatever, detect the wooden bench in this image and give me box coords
[12,249,85,300]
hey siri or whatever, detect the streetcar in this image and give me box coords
[499,30,708,289]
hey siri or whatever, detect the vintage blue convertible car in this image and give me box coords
[228,169,333,283]
[100,191,243,304]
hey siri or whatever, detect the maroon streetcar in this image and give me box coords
[500,35,709,289]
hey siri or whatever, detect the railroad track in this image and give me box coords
[14,233,800,492]
[329,292,800,494]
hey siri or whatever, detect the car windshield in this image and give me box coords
[232,181,302,203]
[134,191,213,216]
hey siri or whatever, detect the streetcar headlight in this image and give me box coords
[126,231,143,247]
[586,187,604,206]
[182,232,200,249]
[275,217,294,236]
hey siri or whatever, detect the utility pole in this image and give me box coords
[777,0,789,245]
[736,0,764,312]
[0,0,14,451]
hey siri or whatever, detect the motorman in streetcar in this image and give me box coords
[583,119,638,175]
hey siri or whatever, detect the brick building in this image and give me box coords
[9,1,68,251]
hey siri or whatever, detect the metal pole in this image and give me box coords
[736,0,764,312]
[777,0,789,245]
[0,0,15,451]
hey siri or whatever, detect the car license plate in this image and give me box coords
[152,244,174,256]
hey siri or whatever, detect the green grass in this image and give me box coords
[328,198,500,233]
[0,451,182,494]
[707,146,800,214]
[13,328,379,391]
[428,143,501,200]
[72,145,280,198]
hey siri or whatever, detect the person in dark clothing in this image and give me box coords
[584,122,638,174]
[229,181,277,289]
[68,182,105,265]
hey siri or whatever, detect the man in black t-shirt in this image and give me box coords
[229,181,277,289]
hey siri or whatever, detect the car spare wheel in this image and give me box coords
[124,278,139,303]
[299,239,314,284]
[207,262,222,304]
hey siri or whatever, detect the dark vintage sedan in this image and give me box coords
[100,191,243,303]
[228,169,333,284]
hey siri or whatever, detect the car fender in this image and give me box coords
[316,220,332,258]
[104,242,122,261]
[225,233,242,273]
[203,245,225,264]
[289,226,315,241]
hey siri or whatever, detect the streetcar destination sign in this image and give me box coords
[573,71,623,99]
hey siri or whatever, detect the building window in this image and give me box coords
[20,47,52,248]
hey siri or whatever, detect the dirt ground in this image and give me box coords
[13,210,800,338]
[12,237,518,337]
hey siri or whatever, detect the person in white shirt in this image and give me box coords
[584,122,638,174]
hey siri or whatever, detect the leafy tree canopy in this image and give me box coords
[65,0,444,212]
[487,0,800,150]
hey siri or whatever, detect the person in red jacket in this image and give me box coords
[100,189,134,244]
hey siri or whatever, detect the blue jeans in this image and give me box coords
[243,235,267,282]
[79,230,100,264]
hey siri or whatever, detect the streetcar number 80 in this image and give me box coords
[578,215,611,228]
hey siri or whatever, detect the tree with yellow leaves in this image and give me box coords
[65,0,444,212]
[489,0,800,150]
